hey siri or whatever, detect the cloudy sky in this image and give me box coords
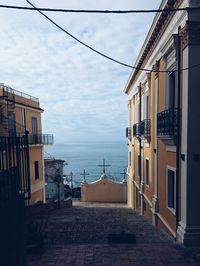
[0,0,161,143]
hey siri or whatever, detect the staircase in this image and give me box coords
[0,86,15,133]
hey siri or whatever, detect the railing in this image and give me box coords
[136,123,141,138]
[1,85,39,102]
[140,119,151,140]
[28,134,54,145]
[157,108,178,138]
[0,133,30,264]
[133,120,151,140]
[133,124,137,137]
[0,132,31,200]
[126,127,131,141]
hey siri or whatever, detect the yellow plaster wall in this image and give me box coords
[157,58,176,233]
[0,89,45,205]
[158,59,166,112]
[29,188,44,205]
[14,105,42,134]
[81,178,127,203]
[143,146,152,201]
[127,175,133,208]
[144,199,152,222]
[15,100,44,204]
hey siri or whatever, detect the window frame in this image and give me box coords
[145,158,150,187]
[166,165,176,214]
[34,160,39,180]
[165,60,177,110]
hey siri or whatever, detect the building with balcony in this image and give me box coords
[0,84,53,205]
[124,0,200,245]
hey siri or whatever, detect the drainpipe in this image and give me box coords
[139,82,143,215]
[176,26,181,231]
[24,109,27,132]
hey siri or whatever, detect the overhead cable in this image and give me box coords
[0,4,200,13]
[25,0,200,73]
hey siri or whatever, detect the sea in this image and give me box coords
[44,142,128,187]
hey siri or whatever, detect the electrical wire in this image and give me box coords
[0,4,200,13]
[25,0,200,73]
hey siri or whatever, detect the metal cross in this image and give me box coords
[80,169,89,182]
[97,159,111,174]
[120,168,127,181]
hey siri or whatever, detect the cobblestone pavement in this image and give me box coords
[27,202,199,265]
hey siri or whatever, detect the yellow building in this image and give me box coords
[125,0,200,245]
[0,85,53,205]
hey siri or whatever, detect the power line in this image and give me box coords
[25,0,200,73]
[0,4,200,13]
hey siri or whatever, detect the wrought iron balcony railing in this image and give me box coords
[126,127,131,141]
[140,119,151,140]
[157,108,178,138]
[133,120,151,140]
[133,124,137,137]
[28,134,54,145]
[136,123,141,139]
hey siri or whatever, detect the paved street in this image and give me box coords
[27,202,199,265]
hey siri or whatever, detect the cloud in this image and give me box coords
[0,0,161,143]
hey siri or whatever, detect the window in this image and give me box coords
[34,161,39,179]
[146,159,150,186]
[22,109,26,129]
[168,71,176,109]
[164,44,177,110]
[167,168,176,211]
[32,117,38,144]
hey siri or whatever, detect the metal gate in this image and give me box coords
[0,132,30,266]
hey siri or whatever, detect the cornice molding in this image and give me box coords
[124,0,184,94]
[180,20,200,49]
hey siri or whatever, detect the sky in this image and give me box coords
[0,0,161,143]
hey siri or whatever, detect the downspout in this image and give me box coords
[24,109,27,132]
[139,82,143,214]
[176,26,181,231]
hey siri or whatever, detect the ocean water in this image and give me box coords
[44,142,127,187]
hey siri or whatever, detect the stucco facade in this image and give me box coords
[0,85,53,205]
[81,175,127,203]
[45,159,66,201]
[125,0,200,245]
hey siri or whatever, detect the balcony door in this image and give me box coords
[168,71,176,110]
[31,117,38,144]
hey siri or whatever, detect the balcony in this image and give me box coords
[133,124,137,137]
[140,119,151,140]
[28,134,54,145]
[157,108,178,138]
[126,127,131,141]
[135,123,141,139]
[132,120,151,141]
